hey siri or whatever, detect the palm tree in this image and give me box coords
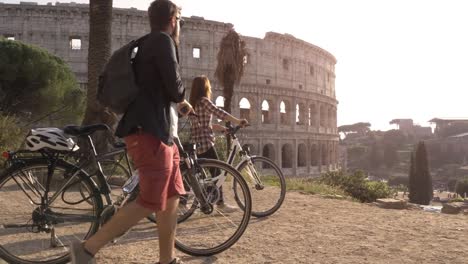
[215,29,248,151]
[81,0,115,152]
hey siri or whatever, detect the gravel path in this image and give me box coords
[93,191,468,264]
[2,190,468,263]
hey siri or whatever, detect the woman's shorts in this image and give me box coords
[125,132,185,212]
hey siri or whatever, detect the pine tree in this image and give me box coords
[408,141,433,205]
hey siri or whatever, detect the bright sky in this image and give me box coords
[4,0,468,131]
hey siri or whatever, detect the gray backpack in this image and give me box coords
[97,35,148,114]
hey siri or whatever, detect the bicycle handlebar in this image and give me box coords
[225,123,250,136]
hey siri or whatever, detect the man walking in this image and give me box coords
[70,1,191,263]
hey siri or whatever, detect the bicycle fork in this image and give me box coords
[183,155,213,214]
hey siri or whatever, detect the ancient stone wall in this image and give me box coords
[0,2,339,176]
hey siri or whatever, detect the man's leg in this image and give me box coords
[156,195,180,264]
[84,200,153,255]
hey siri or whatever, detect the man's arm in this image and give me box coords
[154,33,185,103]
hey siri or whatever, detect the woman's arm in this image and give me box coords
[212,124,227,132]
[201,97,249,126]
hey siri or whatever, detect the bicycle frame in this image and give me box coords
[75,135,132,205]
[4,151,99,228]
[224,129,263,188]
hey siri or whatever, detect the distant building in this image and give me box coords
[0,1,339,177]
[429,118,468,138]
[389,119,432,137]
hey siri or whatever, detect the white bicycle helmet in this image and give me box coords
[25,127,79,152]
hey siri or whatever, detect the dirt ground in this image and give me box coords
[88,191,468,264]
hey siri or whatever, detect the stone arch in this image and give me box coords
[296,103,306,125]
[281,143,293,168]
[239,97,251,122]
[332,108,337,131]
[215,96,225,109]
[310,144,319,166]
[214,95,226,122]
[309,103,317,127]
[261,99,272,124]
[297,143,307,167]
[280,100,291,125]
[320,104,326,127]
[327,107,333,129]
[262,144,275,161]
[321,142,328,166]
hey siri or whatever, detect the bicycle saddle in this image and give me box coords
[63,124,110,136]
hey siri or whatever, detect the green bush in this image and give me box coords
[0,113,25,168]
[448,197,465,203]
[364,181,394,202]
[0,39,84,125]
[320,170,393,202]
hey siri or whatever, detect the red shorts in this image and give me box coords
[125,132,185,212]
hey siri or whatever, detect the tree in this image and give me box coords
[81,0,116,152]
[408,141,433,205]
[338,122,371,138]
[0,39,84,124]
[214,29,248,151]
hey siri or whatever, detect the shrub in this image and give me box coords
[0,113,25,168]
[364,181,394,202]
[320,170,393,202]
[0,39,84,125]
[448,197,465,203]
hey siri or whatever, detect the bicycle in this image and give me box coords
[225,124,286,217]
[68,123,253,257]
[0,124,252,263]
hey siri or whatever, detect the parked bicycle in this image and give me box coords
[225,124,286,217]
[0,124,251,263]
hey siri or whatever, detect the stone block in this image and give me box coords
[376,198,407,209]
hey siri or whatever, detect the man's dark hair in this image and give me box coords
[148,0,180,31]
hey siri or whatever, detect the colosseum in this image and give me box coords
[0,2,339,177]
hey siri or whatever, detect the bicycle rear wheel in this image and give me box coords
[100,160,131,199]
[175,159,251,256]
[0,159,103,264]
[235,156,286,217]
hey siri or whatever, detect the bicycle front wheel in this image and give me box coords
[0,159,103,264]
[235,156,286,217]
[175,159,252,256]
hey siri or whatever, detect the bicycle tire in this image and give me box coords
[79,159,131,203]
[235,156,286,217]
[175,159,251,256]
[0,158,103,264]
